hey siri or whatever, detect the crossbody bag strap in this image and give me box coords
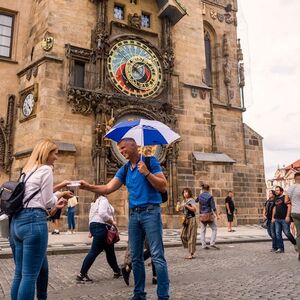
[23,168,41,208]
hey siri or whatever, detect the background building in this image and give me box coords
[0,0,266,229]
[266,159,300,194]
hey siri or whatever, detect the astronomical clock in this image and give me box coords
[107,39,163,98]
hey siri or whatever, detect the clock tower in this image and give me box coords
[0,0,266,229]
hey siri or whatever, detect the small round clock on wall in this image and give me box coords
[22,92,35,118]
[107,39,163,98]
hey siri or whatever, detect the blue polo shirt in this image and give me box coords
[115,156,162,208]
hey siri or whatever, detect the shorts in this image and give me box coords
[226,213,234,222]
[49,209,62,222]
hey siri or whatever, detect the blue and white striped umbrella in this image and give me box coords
[105,119,180,146]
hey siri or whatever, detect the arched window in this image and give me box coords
[204,30,212,86]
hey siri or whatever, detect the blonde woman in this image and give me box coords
[10,138,73,300]
[180,188,198,259]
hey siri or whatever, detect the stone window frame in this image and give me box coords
[113,3,125,21]
[141,11,151,29]
[0,9,16,61]
[203,22,219,99]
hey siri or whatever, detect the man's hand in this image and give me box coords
[271,218,275,224]
[285,216,290,224]
[138,161,149,176]
[61,190,74,199]
[80,180,92,190]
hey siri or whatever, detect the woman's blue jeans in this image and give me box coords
[128,205,169,300]
[10,208,48,300]
[67,207,75,230]
[80,222,120,275]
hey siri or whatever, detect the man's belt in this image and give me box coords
[130,204,159,213]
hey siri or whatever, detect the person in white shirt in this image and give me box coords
[285,172,300,260]
[10,138,73,300]
[76,196,121,282]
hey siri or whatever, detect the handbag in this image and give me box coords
[199,212,214,223]
[106,224,120,245]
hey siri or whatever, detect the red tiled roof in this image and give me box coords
[285,159,300,170]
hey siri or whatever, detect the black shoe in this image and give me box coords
[121,265,131,286]
[210,245,220,250]
[152,277,157,285]
[113,271,122,279]
[76,273,93,283]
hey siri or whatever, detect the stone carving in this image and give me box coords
[217,13,224,22]
[32,65,38,77]
[239,63,245,87]
[223,60,231,85]
[26,68,32,81]
[237,38,243,61]
[0,95,15,173]
[210,10,217,20]
[65,44,95,62]
[128,13,141,29]
[225,13,234,24]
[41,34,54,51]
[163,49,175,73]
[223,33,229,57]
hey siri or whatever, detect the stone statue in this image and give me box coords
[128,13,141,29]
[237,38,243,62]
[223,60,231,85]
[239,63,245,87]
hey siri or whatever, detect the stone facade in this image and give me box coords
[0,0,266,230]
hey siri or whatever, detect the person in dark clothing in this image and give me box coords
[272,186,296,253]
[225,191,235,232]
[263,190,277,252]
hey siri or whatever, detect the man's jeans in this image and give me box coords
[80,222,120,275]
[291,213,300,252]
[67,207,75,230]
[274,219,296,251]
[200,220,217,248]
[10,208,48,300]
[128,205,169,300]
[266,219,277,250]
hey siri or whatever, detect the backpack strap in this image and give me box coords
[22,168,41,208]
[124,157,152,181]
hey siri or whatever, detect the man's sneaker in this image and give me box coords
[202,246,209,250]
[294,244,298,252]
[210,245,220,250]
[270,248,277,252]
[66,230,72,235]
[298,254,300,261]
[121,265,131,286]
[275,249,284,253]
[76,273,93,283]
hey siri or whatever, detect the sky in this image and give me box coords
[237,0,300,180]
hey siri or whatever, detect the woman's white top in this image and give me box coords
[23,165,58,210]
[89,196,114,224]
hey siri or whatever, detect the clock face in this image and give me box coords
[107,40,163,98]
[22,93,35,117]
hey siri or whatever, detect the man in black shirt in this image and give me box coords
[272,186,296,253]
[225,191,235,232]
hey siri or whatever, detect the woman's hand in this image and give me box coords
[53,180,70,192]
[56,198,67,209]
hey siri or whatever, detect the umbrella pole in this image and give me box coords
[140,126,143,161]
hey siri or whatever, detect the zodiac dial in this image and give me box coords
[107,40,163,98]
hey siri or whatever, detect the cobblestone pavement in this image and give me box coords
[1,242,300,299]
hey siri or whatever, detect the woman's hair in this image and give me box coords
[270,190,276,197]
[23,138,58,172]
[182,188,193,198]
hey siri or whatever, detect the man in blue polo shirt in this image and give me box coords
[80,138,169,300]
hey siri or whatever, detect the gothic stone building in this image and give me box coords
[0,0,266,229]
